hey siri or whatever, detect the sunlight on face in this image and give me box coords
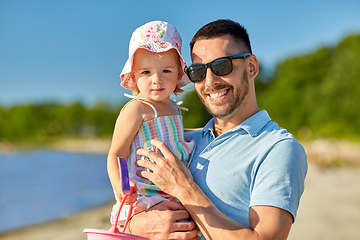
[192,36,250,118]
[131,49,181,101]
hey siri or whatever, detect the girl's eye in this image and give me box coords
[163,69,171,73]
[141,70,150,75]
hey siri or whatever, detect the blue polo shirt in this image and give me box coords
[185,110,307,228]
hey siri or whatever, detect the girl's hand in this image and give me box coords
[116,181,138,205]
[124,181,138,205]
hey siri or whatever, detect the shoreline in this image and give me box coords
[1,138,360,239]
[48,138,112,154]
[1,163,359,240]
[0,138,112,155]
[2,138,360,167]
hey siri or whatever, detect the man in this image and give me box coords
[128,19,307,240]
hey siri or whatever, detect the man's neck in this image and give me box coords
[213,106,259,137]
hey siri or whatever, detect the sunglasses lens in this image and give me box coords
[211,58,232,76]
[186,56,235,82]
[188,65,206,82]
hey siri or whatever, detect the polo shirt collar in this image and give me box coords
[202,110,271,137]
[202,118,216,137]
[239,110,271,137]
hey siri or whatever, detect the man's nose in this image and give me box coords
[204,68,220,88]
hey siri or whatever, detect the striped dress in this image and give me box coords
[111,98,195,224]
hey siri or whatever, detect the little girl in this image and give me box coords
[107,21,195,228]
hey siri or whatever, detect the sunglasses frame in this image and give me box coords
[184,53,251,83]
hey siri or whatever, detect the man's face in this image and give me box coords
[191,35,249,119]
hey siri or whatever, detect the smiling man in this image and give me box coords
[127,19,308,240]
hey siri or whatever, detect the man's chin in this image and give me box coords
[204,104,232,119]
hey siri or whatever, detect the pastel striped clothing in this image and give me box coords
[111,97,195,225]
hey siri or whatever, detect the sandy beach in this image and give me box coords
[1,138,360,240]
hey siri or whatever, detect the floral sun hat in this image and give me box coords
[120,21,191,90]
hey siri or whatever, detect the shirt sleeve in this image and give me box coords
[249,138,308,221]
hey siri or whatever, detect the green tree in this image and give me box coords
[1,34,360,142]
[257,34,360,139]
[85,102,120,136]
[181,90,212,128]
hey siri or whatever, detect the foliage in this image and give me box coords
[181,90,212,128]
[0,102,121,143]
[256,34,360,139]
[1,34,360,142]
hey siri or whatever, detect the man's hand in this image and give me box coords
[135,139,293,240]
[127,201,199,240]
[136,139,193,199]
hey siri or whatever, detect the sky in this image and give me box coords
[1,0,359,106]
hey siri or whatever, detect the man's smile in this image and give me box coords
[204,89,230,102]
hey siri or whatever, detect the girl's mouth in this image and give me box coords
[152,88,165,92]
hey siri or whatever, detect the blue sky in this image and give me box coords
[1,0,359,106]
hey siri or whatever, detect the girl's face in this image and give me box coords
[132,49,180,102]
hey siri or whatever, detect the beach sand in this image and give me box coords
[288,163,360,239]
[1,138,360,240]
[0,200,115,240]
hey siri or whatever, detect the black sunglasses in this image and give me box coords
[184,53,251,83]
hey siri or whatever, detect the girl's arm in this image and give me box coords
[107,100,149,203]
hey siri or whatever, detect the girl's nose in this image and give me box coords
[152,73,162,84]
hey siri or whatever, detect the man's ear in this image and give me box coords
[248,55,259,80]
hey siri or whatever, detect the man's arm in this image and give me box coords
[136,139,293,240]
[125,200,199,240]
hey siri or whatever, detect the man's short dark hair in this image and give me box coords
[190,19,252,54]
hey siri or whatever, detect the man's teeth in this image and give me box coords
[210,90,227,99]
